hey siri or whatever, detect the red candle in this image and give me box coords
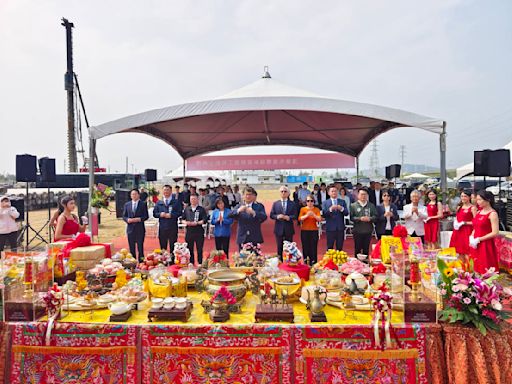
[410,261,420,284]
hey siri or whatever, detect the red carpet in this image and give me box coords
[111,201,372,263]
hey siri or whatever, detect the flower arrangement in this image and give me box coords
[210,285,237,306]
[371,285,394,349]
[90,183,112,209]
[204,250,229,269]
[438,258,509,335]
[147,186,159,197]
[42,283,65,345]
[371,286,393,313]
[233,243,266,267]
[43,283,65,317]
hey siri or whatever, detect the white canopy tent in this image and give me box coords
[456,139,512,179]
[162,167,226,186]
[87,70,446,223]
[404,172,430,179]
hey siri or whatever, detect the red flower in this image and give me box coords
[392,225,408,238]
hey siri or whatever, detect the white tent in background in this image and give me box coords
[403,172,429,179]
[162,167,227,186]
[455,139,512,179]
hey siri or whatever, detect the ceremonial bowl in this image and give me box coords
[202,270,248,303]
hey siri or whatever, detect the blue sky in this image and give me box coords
[1,0,511,176]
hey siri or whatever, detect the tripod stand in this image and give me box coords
[35,184,55,243]
[17,183,49,250]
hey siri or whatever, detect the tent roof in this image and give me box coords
[404,172,429,179]
[90,72,445,159]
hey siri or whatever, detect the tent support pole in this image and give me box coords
[440,122,447,203]
[182,159,186,186]
[356,156,359,183]
[88,134,95,236]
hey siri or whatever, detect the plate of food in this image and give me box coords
[272,275,301,285]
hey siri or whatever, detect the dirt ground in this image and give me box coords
[17,188,283,246]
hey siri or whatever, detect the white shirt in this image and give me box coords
[132,200,139,212]
[385,205,391,230]
[0,207,20,234]
[375,190,382,206]
[403,203,428,236]
[320,190,327,202]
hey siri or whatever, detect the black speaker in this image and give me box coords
[474,149,511,177]
[76,192,89,217]
[115,189,131,218]
[16,154,37,182]
[487,149,511,177]
[474,150,490,176]
[38,157,56,182]
[385,164,401,179]
[145,169,157,182]
[9,197,25,222]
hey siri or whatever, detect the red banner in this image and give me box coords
[187,153,355,171]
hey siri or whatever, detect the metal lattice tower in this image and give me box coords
[399,145,406,177]
[369,140,380,178]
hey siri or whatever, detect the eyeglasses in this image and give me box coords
[306,200,314,202]
[383,194,389,197]
[280,190,288,193]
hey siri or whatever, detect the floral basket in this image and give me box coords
[437,258,510,335]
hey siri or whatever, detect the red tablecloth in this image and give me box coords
[279,262,311,281]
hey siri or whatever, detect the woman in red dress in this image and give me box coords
[449,191,476,263]
[54,196,87,241]
[424,190,443,249]
[470,191,499,274]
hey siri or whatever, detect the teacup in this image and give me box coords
[163,297,175,310]
[151,298,163,309]
[174,297,187,309]
[108,302,131,315]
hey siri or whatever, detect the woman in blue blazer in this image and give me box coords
[375,190,399,239]
[210,198,234,255]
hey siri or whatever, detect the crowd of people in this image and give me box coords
[1,179,500,275]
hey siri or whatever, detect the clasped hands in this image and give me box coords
[238,205,256,216]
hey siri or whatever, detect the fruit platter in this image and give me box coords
[312,249,348,271]
[137,249,173,272]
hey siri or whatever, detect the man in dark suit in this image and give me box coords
[173,185,184,207]
[122,188,149,262]
[317,182,328,208]
[153,185,182,258]
[369,181,383,207]
[270,186,298,258]
[322,186,349,250]
[182,194,208,265]
[229,186,267,248]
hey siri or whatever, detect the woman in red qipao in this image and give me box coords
[449,190,476,264]
[470,190,499,274]
[54,196,87,241]
[424,190,443,250]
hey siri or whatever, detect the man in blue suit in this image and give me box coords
[322,186,349,251]
[122,188,149,262]
[229,186,267,248]
[153,185,182,259]
[270,186,298,258]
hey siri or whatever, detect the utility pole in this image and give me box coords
[62,18,77,173]
[399,145,406,178]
